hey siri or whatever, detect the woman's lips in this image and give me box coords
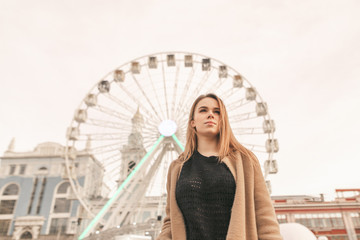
[205,121,216,125]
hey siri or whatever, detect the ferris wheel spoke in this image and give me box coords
[218,76,247,101]
[101,153,123,164]
[76,133,130,141]
[102,91,159,127]
[176,68,214,120]
[141,131,159,140]
[218,84,238,100]
[86,118,133,130]
[241,143,267,152]
[90,142,126,154]
[145,64,166,120]
[103,93,136,114]
[140,124,159,133]
[106,162,122,172]
[115,81,161,124]
[232,127,265,135]
[228,111,260,122]
[200,72,227,94]
[89,142,124,154]
[130,73,163,121]
[141,134,159,144]
[173,62,197,119]
[226,98,249,111]
[233,132,266,135]
[170,64,180,120]
[142,131,163,143]
[160,56,170,119]
[104,163,121,176]
[171,134,185,152]
[92,104,133,122]
[144,139,162,149]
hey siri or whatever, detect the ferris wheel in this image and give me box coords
[65,51,279,238]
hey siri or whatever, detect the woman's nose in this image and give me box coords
[207,112,214,118]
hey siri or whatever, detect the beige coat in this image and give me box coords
[156,152,283,240]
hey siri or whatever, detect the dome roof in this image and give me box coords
[280,223,317,240]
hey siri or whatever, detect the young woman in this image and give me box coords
[157,93,282,240]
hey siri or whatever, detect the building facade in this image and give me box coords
[273,189,360,240]
[0,142,103,240]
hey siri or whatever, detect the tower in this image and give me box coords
[119,108,146,183]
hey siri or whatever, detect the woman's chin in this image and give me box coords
[197,131,220,138]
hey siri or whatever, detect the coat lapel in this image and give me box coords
[171,161,187,240]
[223,154,246,240]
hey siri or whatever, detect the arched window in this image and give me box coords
[20,231,32,239]
[0,183,19,215]
[3,184,19,195]
[57,182,70,194]
[128,161,136,173]
[36,167,48,176]
[50,181,72,235]
[53,182,71,213]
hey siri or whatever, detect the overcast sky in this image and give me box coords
[1,0,359,199]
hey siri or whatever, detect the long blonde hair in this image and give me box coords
[178,93,258,165]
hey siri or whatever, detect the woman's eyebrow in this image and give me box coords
[198,106,220,110]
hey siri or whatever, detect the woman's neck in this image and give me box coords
[196,136,219,157]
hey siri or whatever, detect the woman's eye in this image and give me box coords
[215,111,220,114]
[200,109,206,112]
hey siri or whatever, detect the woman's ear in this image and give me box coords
[190,120,195,128]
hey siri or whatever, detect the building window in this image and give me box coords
[50,181,72,234]
[57,182,70,194]
[27,178,38,214]
[351,212,360,228]
[20,231,32,239]
[332,236,349,240]
[19,165,26,175]
[0,183,20,215]
[294,214,312,228]
[9,165,16,175]
[53,198,71,213]
[128,161,136,173]
[36,177,47,214]
[329,213,345,228]
[295,213,344,229]
[276,214,287,224]
[49,218,67,235]
[52,181,72,214]
[3,184,19,195]
[0,183,19,214]
[0,200,16,214]
[0,220,11,236]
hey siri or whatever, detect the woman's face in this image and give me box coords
[191,97,220,138]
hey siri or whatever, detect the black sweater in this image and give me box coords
[175,151,236,240]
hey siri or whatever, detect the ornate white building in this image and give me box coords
[0,141,104,240]
[0,110,162,240]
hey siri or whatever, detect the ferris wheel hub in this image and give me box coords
[158,119,177,136]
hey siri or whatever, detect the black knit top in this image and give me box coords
[175,151,236,240]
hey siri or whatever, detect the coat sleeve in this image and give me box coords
[156,161,175,240]
[253,159,283,240]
